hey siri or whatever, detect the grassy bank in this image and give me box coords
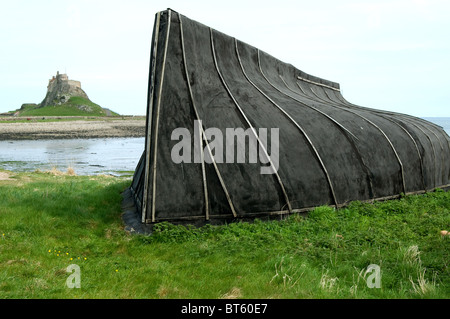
[14,97,118,117]
[0,115,146,124]
[0,170,448,299]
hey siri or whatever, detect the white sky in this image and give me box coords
[1,0,449,117]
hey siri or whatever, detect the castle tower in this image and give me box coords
[40,71,89,107]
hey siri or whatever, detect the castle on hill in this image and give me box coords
[40,71,90,107]
[4,71,118,117]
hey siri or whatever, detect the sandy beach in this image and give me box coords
[0,117,146,140]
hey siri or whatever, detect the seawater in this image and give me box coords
[0,118,448,176]
[0,137,144,176]
[423,117,450,136]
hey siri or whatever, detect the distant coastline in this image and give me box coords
[0,116,145,140]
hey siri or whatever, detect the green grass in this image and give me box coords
[16,97,117,117]
[0,116,145,124]
[0,117,99,124]
[0,169,448,299]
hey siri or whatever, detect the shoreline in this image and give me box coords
[0,116,146,140]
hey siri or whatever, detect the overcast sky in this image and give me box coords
[1,0,449,117]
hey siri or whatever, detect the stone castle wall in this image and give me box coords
[67,80,81,89]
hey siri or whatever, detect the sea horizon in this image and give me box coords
[422,117,450,135]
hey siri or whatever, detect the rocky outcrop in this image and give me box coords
[40,71,90,107]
